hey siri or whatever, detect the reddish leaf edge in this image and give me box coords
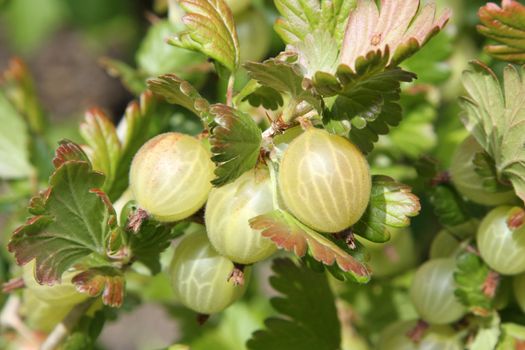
[250,209,370,283]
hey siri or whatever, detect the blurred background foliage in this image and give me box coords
[0,0,520,349]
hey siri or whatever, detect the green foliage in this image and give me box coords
[247,258,341,350]
[478,0,525,63]
[0,93,32,179]
[148,74,211,122]
[8,141,114,284]
[273,0,354,46]
[454,250,495,315]
[340,0,451,68]
[250,209,370,283]
[244,57,320,117]
[128,219,186,275]
[208,104,262,186]
[353,176,420,243]
[169,0,240,72]
[315,53,416,153]
[461,62,525,203]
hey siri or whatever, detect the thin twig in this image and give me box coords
[40,298,96,350]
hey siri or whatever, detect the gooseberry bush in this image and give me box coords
[2,0,525,349]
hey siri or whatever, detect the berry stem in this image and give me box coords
[1,277,25,293]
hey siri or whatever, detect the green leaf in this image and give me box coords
[100,57,147,95]
[316,52,416,153]
[340,0,450,69]
[244,57,320,111]
[128,218,185,275]
[473,151,513,193]
[274,0,354,46]
[168,0,239,71]
[478,0,525,63]
[249,209,370,283]
[0,92,32,179]
[497,323,525,349]
[209,104,262,186]
[353,175,420,243]
[469,313,501,350]
[80,109,121,195]
[137,19,207,78]
[8,141,115,284]
[1,58,46,134]
[461,62,525,203]
[242,85,283,110]
[429,184,472,230]
[147,74,211,121]
[292,29,339,78]
[72,266,125,307]
[401,30,453,84]
[454,250,495,316]
[246,258,341,350]
[386,101,437,159]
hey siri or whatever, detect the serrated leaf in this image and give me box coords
[430,184,472,229]
[1,57,46,134]
[340,0,450,69]
[274,0,354,46]
[0,92,32,179]
[401,30,453,84]
[473,151,513,193]
[353,175,420,243]
[8,141,115,284]
[386,101,437,159]
[244,58,320,111]
[316,51,416,153]
[454,250,495,315]
[128,218,184,275]
[73,266,125,308]
[249,209,370,283]
[460,62,525,203]
[147,74,210,121]
[246,258,341,350]
[478,0,525,63]
[209,104,262,186]
[137,19,207,78]
[169,0,239,71]
[80,109,121,195]
[243,86,284,110]
[291,29,339,78]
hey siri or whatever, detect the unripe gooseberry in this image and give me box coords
[357,228,416,278]
[22,261,87,306]
[429,230,460,260]
[21,290,74,332]
[450,136,515,206]
[410,258,466,325]
[477,206,525,275]
[378,320,462,350]
[169,228,249,314]
[278,128,371,233]
[205,168,276,264]
[129,132,215,222]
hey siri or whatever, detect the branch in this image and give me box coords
[40,298,96,350]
